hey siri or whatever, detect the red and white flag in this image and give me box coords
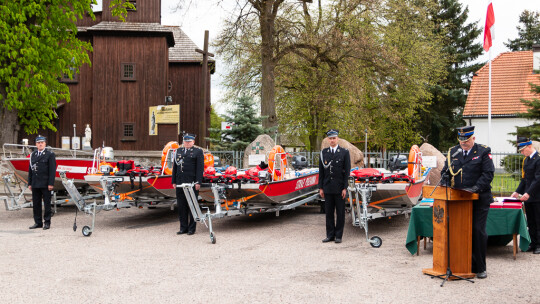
[483,1,495,52]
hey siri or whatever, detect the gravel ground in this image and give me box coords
[1,202,539,304]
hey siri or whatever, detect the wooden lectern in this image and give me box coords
[422,185,479,280]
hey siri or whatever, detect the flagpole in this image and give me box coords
[488,48,492,147]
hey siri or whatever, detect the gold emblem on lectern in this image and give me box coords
[433,206,444,224]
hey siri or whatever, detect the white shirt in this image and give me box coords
[530,150,537,159]
[330,145,339,153]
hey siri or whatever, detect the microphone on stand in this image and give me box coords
[451,148,463,158]
[430,148,462,196]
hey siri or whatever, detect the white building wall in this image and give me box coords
[467,117,532,152]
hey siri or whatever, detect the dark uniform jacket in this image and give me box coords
[516,151,540,202]
[28,149,56,188]
[171,147,204,185]
[318,146,351,194]
[442,143,495,204]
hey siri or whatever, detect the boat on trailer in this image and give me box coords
[345,145,425,248]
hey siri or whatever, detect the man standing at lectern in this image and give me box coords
[511,137,540,254]
[441,126,494,279]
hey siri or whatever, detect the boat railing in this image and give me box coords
[161,148,175,175]
[2,143,95,159]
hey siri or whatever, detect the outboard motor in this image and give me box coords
[388,154,408,172]
[291,155,308,170]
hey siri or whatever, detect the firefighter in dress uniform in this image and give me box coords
[441,126,494,279]
[319,129,351,244]
[511,137,540,254]
[28,135,56,230]
[171,133,204,235]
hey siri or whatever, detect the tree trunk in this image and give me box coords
[259,1,278,129]
[0,103,20,146]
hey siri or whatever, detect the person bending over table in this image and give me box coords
[511,137,540,254]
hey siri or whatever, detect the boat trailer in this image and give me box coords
[178,183,320,244]
[60,172,175,236]
[346,178,412,248]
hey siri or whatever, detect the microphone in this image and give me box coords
[451,148,463,158]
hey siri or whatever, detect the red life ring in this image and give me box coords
[407,145,422,180]
[268,145,287,181]
[161,141,179,175]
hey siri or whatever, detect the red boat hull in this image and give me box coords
[6,158,95,189]
[149,173,320,205]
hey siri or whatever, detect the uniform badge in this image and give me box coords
[488,154,492,159]
[472,156,479,160]
[325,161,327,165]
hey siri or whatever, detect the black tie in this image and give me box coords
[464,151,468,157]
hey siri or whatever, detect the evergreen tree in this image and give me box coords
[516,81,540,140]
[415,0,483,150]
[208,106,224,150]
[505,10,540,51]
[207,96,274,151]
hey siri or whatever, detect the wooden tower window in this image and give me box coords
[60,67,79,83]
[122,123,136,141]
[127,0,137,11]
[121,63,136,81]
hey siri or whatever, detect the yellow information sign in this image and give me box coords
[148,104,180,135]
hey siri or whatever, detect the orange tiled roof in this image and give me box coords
[464,51,540,117]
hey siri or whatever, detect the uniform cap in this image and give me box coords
[517,136,532,151]
[35,135,46,143]
[456,126,474,141]
[326,129,339,138]
[183,133,196,141]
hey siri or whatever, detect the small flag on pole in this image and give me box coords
[483,1,495,52]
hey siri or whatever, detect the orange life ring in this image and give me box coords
[161,141,179,175]
[407,145,422,180]
[268,145,287,181]
[204,153,215,169]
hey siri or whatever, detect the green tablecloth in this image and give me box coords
[405,205,531,255]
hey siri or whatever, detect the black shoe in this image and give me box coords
[43,224,50,230]
[335,238,342,243]
[187,231,195,235]
[322,237,335,243]
[534,248,540,254]
[476,271,487,279]
[29,223,43,229]
[176,230,187,235]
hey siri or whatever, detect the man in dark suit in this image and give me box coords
[511,137,540,254]
[319,129,351,244]
[172,133,204,235]
[28,135,56,230]
[441,126,494,279]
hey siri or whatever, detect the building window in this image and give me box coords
[127,0,137,11]
[60,67,79,83]
[122,123,136,141]
[121,63,136,81]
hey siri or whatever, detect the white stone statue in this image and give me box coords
[83,124,92,150]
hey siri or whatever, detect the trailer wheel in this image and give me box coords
[370,236,382,248]
[82,226,92,237]
[210,232,216,244]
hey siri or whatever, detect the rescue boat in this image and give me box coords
[149,144,320,207]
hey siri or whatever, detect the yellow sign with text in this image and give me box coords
[149,105,180,135]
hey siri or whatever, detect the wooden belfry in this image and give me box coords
[422,185,478,286]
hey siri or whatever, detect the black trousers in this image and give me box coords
[324,193,345,239]
[524,201,540,248]
[32,188,52,225]
[471,196,490,273]
[176,187,197,233]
